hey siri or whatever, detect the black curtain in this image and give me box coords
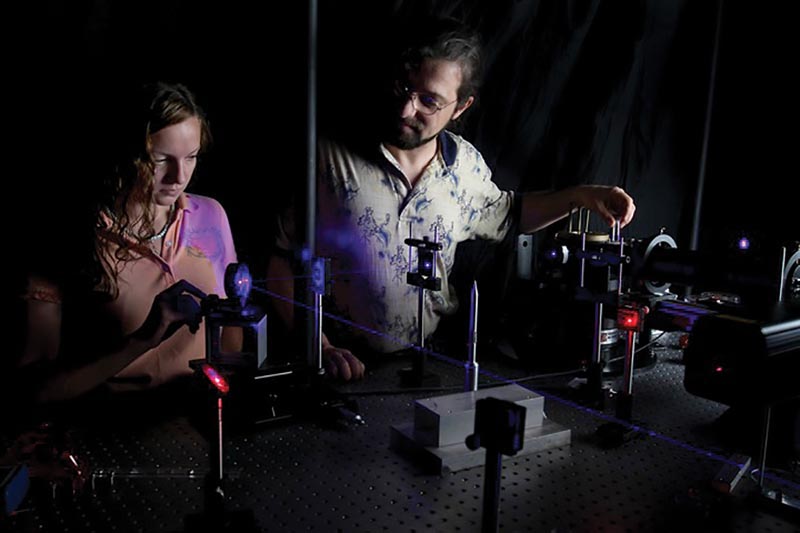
[7,0,794,317]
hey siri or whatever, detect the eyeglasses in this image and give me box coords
[393,81,457,115]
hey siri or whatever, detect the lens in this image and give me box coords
[416,94,439,113]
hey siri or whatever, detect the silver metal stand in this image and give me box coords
[465,281,480,392]
[399,227,442,387]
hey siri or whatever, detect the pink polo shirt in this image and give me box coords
[102,193,238,387]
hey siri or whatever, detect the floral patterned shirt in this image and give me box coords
[284,131,515,353]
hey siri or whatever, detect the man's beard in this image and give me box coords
[385,119,439,150]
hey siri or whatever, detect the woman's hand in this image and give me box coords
[133,280,207,348]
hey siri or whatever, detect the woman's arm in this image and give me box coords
[18,280,205,403]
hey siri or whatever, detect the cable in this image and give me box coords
[512,368,584,382]
[345,370,583,397]
[604,330,669,365]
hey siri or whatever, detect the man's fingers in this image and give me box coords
[621,202,636,227]
[323,354,339,379]
[334,351,353,381]
[608,187,636,228]
[342,351,365,379]
[323,348,367,381]
[599,207,615,227]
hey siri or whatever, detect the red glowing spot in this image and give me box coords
[202,364,230,395]
[617,307,641,331]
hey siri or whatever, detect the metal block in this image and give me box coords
[711,453,751,494]
[391,418,571,474]
[206,311,268,369]
[413,384,544,447]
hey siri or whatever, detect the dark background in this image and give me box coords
[6,0,796,314]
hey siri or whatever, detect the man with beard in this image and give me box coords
[266,17,636,380]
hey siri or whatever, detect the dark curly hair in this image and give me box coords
[397,16,483,105]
